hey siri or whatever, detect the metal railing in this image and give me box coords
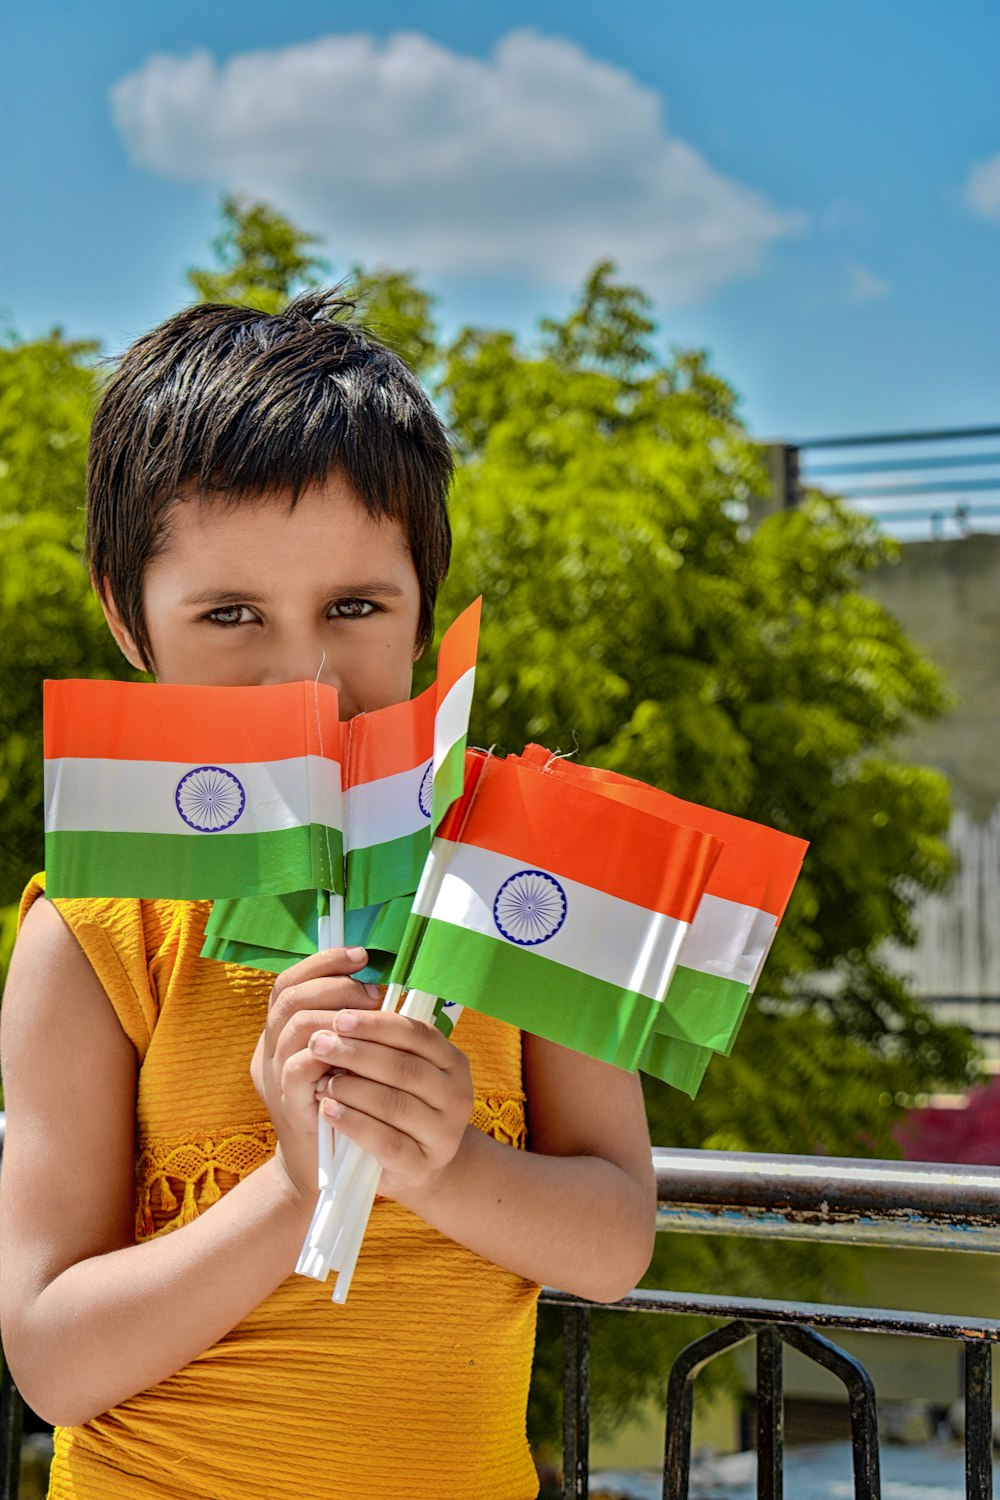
[3,1144,999,1499]
[767,424,1000,539]
[539,1148,1000,1500]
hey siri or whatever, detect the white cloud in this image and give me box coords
[110,29,804,304]
[845,259,891,304]
[963,151,1000,221]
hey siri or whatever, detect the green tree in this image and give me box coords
[187,197,440,375]
[430,262,974,1441]
[1,202,977,1447]
[186,194,329,313]
[0,336,128,911]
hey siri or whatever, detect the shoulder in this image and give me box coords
[15,877,207,1058]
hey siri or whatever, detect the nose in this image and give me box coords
[258,641,342,692]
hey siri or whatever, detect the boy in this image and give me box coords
[0,291,655,1499]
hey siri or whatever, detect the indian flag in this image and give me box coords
[342,599,481,909]
[430,597,480,829]
[393,753,722,1070]
[44,678,343,899]
[202,888,411,982]
[514,747,808,1064]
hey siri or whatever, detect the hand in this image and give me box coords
[310,1009,475,1205]
[250,948,383,1203]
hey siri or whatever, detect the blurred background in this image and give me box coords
[2,2,999,1492]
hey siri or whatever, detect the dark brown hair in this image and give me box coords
[87,289,453,666]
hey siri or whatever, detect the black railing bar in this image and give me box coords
[965,1343,993,1500]
[653,1147,1000,1215]
[793,425,1000,450]
[824,478,1000,500]
[805,452,1000,476]
[654,1203,1000,1254]
[540,1287,1000,1342]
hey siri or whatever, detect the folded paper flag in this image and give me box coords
[202,888,412,982]
[197,600,482,977]
[392,752,723,1071]
[342,597,480,910]
[44,679,343,899]
[513,747,808,1090]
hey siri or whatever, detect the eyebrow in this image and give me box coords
[182,581,408,606]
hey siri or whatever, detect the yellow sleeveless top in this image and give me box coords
[21,879,540,1500]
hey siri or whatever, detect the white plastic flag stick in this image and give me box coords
[295,890,345,1279]
[329,989,440,1302]
[300,846,455,1284]
[300,980,406,1278]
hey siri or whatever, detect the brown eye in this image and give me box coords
[205,606,255,626]
[329,599,376,619]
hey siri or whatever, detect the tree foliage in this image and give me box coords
[186,194,329,313]
[0,334,127,926]
[0,198,978,1442]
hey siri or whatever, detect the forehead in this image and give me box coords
[152,476,414,580]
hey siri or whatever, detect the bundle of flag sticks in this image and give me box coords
[42,596,807,1304]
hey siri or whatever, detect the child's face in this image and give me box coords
[102,472,423,719]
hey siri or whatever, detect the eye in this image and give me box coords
[205,605,257,627]
[328,599,378,620]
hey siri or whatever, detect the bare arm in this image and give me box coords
[0,901,372,1427]
[314,1012,657,1302]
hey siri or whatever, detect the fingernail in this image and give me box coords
[345,946,367,963]
[310,1031,336,1057]
[336,1011,358,1033]
[364,983,382,1001]
[321,1100,342,1120]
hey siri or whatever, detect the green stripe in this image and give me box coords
[45,824,344,900]
[638,1030,713,1098]
[404,919,661,1071]
[431,736,466,831]
[345,827,429,908]
[201,934,398,984]
[649,965,751,1053]
[206,889,319,956]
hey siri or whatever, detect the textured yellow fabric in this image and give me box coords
[21,878,540,1500]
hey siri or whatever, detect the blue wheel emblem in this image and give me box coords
[493,869,567,946]
[176,766,246,832]
[417,760,433,819]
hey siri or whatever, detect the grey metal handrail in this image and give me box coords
[652,1146,1000,1252]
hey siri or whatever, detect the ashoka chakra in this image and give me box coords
[493,869,567,946]
[417,760,433,819]
[175,766,246,832]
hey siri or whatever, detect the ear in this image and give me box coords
[96,578,149,673]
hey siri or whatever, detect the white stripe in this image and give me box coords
[678,893,777,988]
[344,760,431,851]
[412,841,688,1001]
[44,755,342,837]
[433,667,475,771]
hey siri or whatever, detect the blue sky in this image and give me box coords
[2,0,998,440]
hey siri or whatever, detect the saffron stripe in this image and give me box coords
[434,598,481,702]
[343,689,435,787]
[436,756,720,922]
[43,679,341,764]
[514,746,807,916]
